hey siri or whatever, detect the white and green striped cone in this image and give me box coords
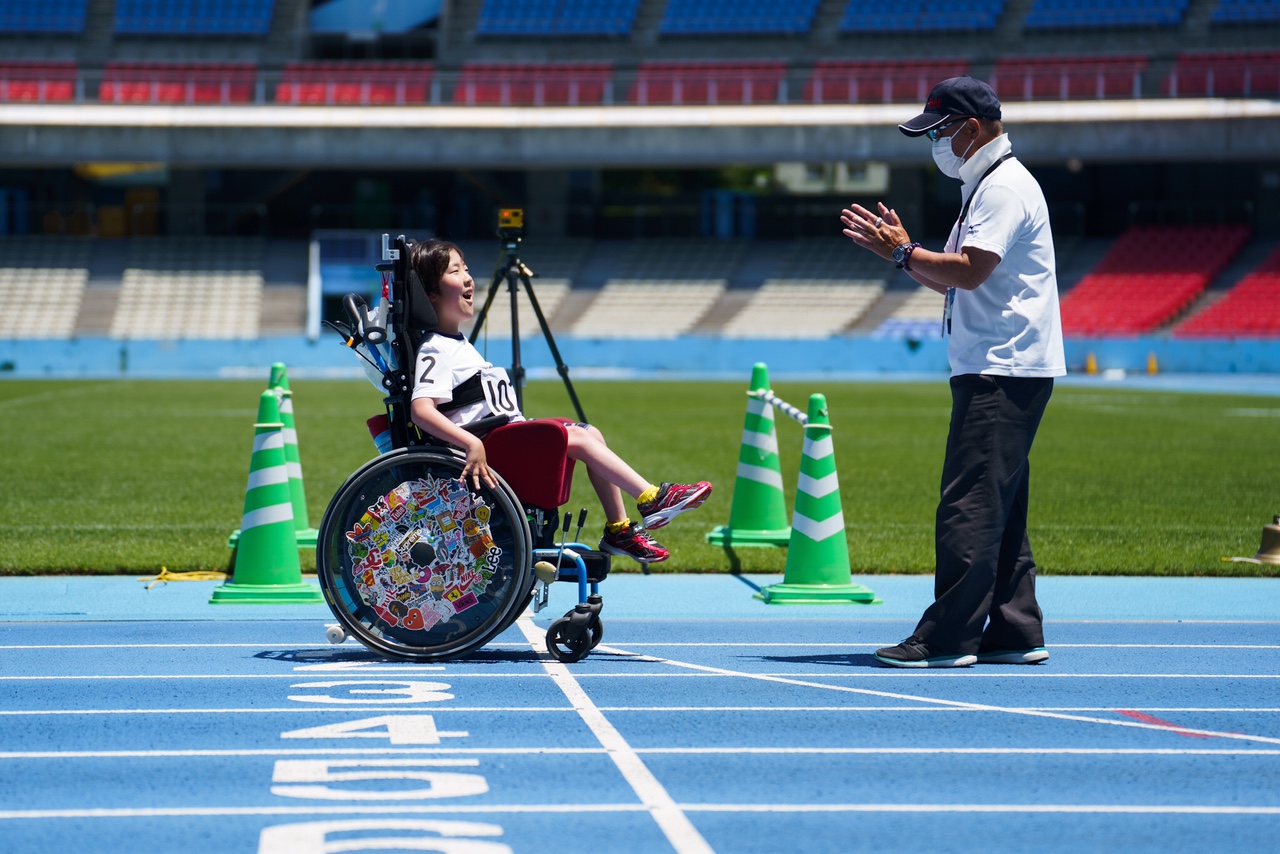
[211,390,323,604]
[755,393,879,605]
[270,362,318,549]
[707,362,792,548]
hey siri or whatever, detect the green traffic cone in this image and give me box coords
[270,363,318,549]
[707,362,792,548]
[211,390,323,605]
[755,393,879,605]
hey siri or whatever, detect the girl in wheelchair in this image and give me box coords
[407,238,712,566]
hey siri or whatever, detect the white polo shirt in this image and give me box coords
[945,133,1066,379]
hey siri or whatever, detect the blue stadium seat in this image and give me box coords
[114,0,274,35]
[475,0,639,36]
[0,0,89,32]
[1025,0,1188,29]
[659,0,820,34]
[1211,0,1280,23]
[840,0,1005,32]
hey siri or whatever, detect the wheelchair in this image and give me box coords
[315,234,610,663]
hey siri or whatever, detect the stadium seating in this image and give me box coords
[840,0,1006,32]
[1164,51,1280,97]
[720,281,884,338]
[114,0,275,35]
[475,0,640,36]
[453,63,611,106]
[1176,244,1280,337]
[630,61,786,105]
[804,59,970,104]
[1059,225,1250,336]
[871,286,946,340]
[99,63,256,104]
[570,280,724,338]
[275,62,434,105]
[0,237,90,338]
[1025,0,1188,29]
[110,238,265,339]
[0,63,78,103]
[0,0,86,32]
[991,55,1148,101]
[659,0,820,34]
[1211,0,1280,24]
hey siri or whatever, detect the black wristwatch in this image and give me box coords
[893,241,922,270]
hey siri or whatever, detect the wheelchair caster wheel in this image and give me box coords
[546,618,591,663]
[325,625,347,645]
[588,616,603,650]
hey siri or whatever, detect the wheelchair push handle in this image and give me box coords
[343,293,387,346]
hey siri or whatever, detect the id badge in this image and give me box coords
[941,287,956,338]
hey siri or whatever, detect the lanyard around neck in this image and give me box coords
[952,152,1015,245]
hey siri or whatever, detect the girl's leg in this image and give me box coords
[565,425,648,523]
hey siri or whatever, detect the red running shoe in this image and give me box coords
[637,481,713,530]
[599,522,669,565]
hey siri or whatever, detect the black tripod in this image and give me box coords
[469,231,587,423]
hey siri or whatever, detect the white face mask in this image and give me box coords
[932,131,975,179]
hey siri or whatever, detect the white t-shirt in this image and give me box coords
[945,133,1066,379]
[410,332,525,426]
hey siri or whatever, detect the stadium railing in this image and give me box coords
[453,63,612,106]
[1164,51,1280,98]
[99,62,257,105]
[275,62,435,105]
[0,62,78,103]
[803,59,971,104]
[990,55,1148,101]
[629,61,788,106]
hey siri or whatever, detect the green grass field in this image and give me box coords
[0,377,1276,576]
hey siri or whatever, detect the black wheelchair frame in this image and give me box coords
[314,234,609,663]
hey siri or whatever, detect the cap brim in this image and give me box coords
[898,112,954,138]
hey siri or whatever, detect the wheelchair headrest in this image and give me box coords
[406,265,438,335]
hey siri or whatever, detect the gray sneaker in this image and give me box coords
[874,636,977,668]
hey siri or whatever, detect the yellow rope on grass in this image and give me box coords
[138,566,227,590]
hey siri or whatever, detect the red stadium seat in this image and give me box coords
[630,61,787,105]
[1176,245,1280,337]
[275,62,435,106]
[991,55,1148,100]
[803,59,970,104]
[453,63,612,106]
[99,63,256,104]
[0,62,77,103]
[1059,225,1251,336]
[1164,51,1280,97]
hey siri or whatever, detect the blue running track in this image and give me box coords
[1,573,1278,853]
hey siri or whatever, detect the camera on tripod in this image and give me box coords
[497,208,524,242]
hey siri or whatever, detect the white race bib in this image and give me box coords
[481,366,521,419]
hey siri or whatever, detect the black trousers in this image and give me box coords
[913,374,1054,655]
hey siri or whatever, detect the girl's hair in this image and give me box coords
[409,239,463,296]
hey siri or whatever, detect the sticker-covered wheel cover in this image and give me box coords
[342,474,512,646]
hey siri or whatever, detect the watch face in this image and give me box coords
[892,245,906,263]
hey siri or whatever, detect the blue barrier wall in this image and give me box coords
[2,335,1280,380]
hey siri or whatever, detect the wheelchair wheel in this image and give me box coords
[546,617,591,664]
[316,448,533,662]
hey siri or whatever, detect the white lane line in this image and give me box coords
[594,644,1280,747]
[2,747,1278,760]
[1,802,1278,821]
[6,672,1280,681]
[681,804,1280,815]
[2,705,1278,717]
[516,619,715,854]
[0,804,646,820]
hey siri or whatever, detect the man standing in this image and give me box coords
[840,76,1065,668]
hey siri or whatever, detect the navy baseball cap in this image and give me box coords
[899,76,1002,137]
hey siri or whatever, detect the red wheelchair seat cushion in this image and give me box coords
[482,419,576,509]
